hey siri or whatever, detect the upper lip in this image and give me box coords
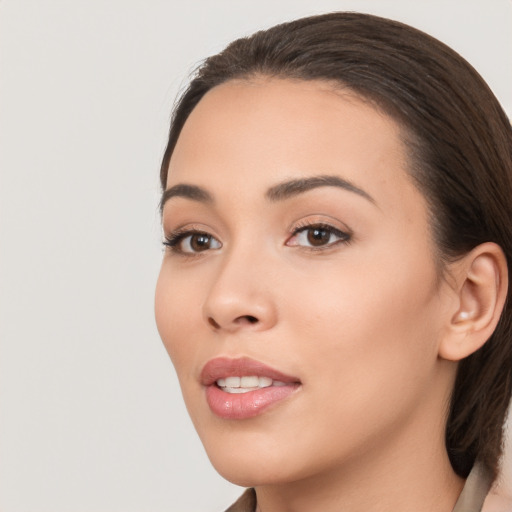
[200,357,300,386]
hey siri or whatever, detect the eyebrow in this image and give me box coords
[266,175,375,204]
[160,174,375,213]
[159,184,213,213]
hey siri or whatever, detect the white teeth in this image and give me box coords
[241,376,259,388]
[216,375,280,393]
[224,376,240,388]
[258,376,273,388]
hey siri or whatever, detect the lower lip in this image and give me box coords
[205,384,299,419]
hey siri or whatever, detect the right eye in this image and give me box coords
[164,231,222,254]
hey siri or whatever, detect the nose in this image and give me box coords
[202,248,278,333]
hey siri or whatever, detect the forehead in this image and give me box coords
[166,78,420,214]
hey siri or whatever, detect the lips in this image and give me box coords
[201,357,301,419]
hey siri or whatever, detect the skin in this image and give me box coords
[155,78,468,512]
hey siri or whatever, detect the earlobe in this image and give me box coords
[439,242,508,361]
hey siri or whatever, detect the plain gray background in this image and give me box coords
[1,1,511,511]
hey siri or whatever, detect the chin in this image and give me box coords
[199,428,320,487]
[199,431,278,486]
[213,464,266,488]
[209,454,294,487]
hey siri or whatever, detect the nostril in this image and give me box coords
[207,315,259,329]
[208,317,221,329]
[235,315,258,325]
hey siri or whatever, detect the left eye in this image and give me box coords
[287,224,350,248]
[164,231,222,254]
[181,233,221,253]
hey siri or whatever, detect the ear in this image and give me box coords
[439,242,508,361]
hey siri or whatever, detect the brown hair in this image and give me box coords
[160,12,512,480]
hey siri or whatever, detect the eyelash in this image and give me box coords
[163,222,351,256]
[288,222,352,251]
[163,227,219,255]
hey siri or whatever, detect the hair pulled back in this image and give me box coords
[160,12,512,480]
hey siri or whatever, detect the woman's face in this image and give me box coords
[155,78,456,486]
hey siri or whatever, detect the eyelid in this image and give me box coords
[289,215,352,235]
[163,222,216,240]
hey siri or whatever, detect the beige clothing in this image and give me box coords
[224,488,256,512]
[225,463,495,512]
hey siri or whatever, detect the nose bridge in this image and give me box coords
[202,236,277,332]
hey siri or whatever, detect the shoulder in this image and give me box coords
[223,488,256,512]
[482,493,512,512]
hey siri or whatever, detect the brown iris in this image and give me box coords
[190,233,213,252]
[307,228,331,246]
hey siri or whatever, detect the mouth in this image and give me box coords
[200,357,301,419]
[215,375,288,393]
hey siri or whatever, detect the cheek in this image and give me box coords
[285,249,442,396]
[269,257,444,470]
[155,265,199,375]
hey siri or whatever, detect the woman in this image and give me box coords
[155,13,512,512]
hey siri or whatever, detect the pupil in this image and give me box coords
[307,228,329,246]
[191,234,210,251]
